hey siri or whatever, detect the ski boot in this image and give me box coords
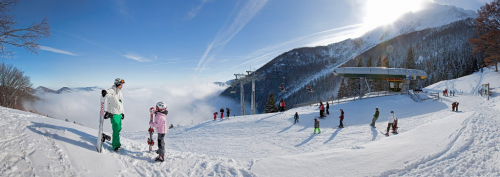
[114,147,121,152]
[385,132,389,136]
[155,155,164,162]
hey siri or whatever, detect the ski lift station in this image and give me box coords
[333,67,428,93]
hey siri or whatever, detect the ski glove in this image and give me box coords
[101,90,107,97]
[121,114,124,120]
[104,112,112,119]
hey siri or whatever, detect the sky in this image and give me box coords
[1,0,491,89]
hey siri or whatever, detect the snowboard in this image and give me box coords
[147,127,154,153]
[96,96,110,153]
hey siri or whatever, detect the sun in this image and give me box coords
[362,0,427,29]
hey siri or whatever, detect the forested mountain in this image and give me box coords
[220,4,481,113]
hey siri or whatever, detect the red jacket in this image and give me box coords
[280,101,285,107]
[339,111,344,119]
[320,105,324,111]
[214,112,218,118]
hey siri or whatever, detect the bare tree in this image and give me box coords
[0,62,35,109]
[469,0,500,72]
[0,0,50,57]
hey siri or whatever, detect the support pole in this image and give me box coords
[251,78,255,115]
[240,82,245,116]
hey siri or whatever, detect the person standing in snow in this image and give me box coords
[326,102,330,115]
[279,98,286,112]
[101,78,125,152]
[226,107,231,118]
[294,112,299,124]
[220,108,224,120]
[319,102,325,118]
[371,108,380,128]
[213,112,218,121]
[313,118,321,134]
[150,102,168,162]
[338,109,344,128]
[386,111,398,135]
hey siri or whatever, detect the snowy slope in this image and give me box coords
[1,68,499,176]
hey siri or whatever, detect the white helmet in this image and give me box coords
[156,101,167,111]
[114,78,125,86]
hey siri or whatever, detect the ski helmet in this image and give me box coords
[156,101,167,111]
[114,78,125,86]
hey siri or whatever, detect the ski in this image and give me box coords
[96,96,106,153]
[380,131,389,136]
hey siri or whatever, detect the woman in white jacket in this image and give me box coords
[385,111,397,136]
[101,78,125,152]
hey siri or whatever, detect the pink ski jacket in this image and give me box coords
[150,111,167,134]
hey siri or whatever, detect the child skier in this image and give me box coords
[226,107,231,118]
[319,102,325,118]
[220,108,224,119]
[385,111,397,136]
[213,112,218,121]
[150,101,168,162]
[338,109,344,128]
[313,118,321,134]
[294,112,299,124]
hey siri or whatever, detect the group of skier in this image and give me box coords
[443,89,455,96]
[213,107,231,121]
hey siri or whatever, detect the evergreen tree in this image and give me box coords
[265,92,278,113]
[405,44,416,69]
[376,56,382,67]
[337,78,347,98]
[367,56,373,67]
[357,58,363,67]
[384,56,390,68]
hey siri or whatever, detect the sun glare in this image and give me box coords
[363,0,427,29]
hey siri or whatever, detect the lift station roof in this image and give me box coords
[333,67,427,80]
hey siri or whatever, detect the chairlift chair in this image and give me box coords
[279,77,287,92]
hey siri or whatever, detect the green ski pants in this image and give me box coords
[314,128,321,134]
[110,114,122,149]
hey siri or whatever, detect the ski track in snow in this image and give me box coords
[1,68,499,176]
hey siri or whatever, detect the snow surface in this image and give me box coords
[1,68,500,176]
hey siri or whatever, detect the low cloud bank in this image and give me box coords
[24,83,248,132]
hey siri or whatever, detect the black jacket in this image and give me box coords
[314,121,319,128]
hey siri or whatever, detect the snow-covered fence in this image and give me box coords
[429,92,439,101]
[294,91,399,108]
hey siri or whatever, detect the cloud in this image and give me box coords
[39,46,77,56]
[123,53,152,62]
[23,83,249,132]
[196,0,269,74]
[186,0,213,20]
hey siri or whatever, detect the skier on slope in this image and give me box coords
[226,107,231,118]
[385,111,398,136]
[319,102,325,118]
[150,101,168,162]
[213,112,218,121]
[370,107,380,128]
[279,98,286,112]
[326,102,330,115]
[101,78,125,152]
[294,112,299,124]
[452,102,459,112]
[220,107,224,120]
[338,109,344,128]
[313,118,321,134]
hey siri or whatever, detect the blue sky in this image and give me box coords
[3,0,489,89]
